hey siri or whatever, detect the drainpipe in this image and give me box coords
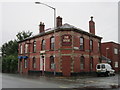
[89,35,91,73]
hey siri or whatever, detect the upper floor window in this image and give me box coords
[25,44,28,53]
[80,56,85,70]
[20,44,23,54]
[41,39,45,50]
[80,37,84,50]
[33,57,36,68]
[114,48,118,54]
[90,40,93,51]
[50,36,55,50]
[33,41,36,52]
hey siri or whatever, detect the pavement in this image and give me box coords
[1,73,120,89]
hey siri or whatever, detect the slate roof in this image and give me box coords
[18,23,102,43]
[101,55,111,62]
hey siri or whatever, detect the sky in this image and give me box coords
[0,0,119,46]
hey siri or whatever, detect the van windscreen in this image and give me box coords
[97,65,100,69]
[101,64,105,69]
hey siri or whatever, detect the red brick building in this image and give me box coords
[18,16,102,76]
[101,42,120,72]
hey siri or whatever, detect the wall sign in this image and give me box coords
[61,34,72,46]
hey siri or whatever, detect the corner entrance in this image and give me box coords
[61,56,71,76]
[40,55,45,71]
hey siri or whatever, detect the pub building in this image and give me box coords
[18,16,102,76]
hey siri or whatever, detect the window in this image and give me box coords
[50,37,55,50]
[101,64,105,69]
[114,48,118,54]
[115,62,118,68]
[90,57,93,70]
[98,41,101,52]
[25,44,28,53]
[50,56,54,69]
[80,37,84,50]
[33,41,36,52]
[33,57,36,68]
[24,59,27,68]
[97,65,100,69]
[99,57,102,63]
[41,39,45,50]
[90,40,93,51]
[20,45,23,54]
[80,56,85,70]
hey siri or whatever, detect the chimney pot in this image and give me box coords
[56,16,62,27]
[89,16,95,34]
[39,22,45,33]
[90,16,93,21]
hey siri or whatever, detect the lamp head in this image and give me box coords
[35,2,41,4]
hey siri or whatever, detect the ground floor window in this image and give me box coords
[99,57,102,63]
[90,57,93,70]
[50,56,54,69]
[33,57,36,68]
[24,59,27,68]
[115,61,118,68]
[80,56,85,70]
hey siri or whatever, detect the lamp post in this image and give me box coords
[35,2,56,76]
[35,2,56,30]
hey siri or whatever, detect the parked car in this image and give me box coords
[96,63,115,77]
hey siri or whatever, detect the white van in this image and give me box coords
[96,63,115,76]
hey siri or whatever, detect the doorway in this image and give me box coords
[40,55,45,71]
[62,56,71,76]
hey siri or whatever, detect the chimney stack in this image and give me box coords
[56,16,62,27]
[89,16,95,34]
[39,22,45,33]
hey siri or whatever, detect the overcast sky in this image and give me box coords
[0,0,119,46]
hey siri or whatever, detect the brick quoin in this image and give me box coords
[18,16,102,76]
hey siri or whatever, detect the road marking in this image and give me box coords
[59,86,69,88]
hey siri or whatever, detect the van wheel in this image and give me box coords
[105,71,110,77]
[97,74,100,77]
[113,73,115,76]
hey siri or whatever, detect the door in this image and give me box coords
[40,55,45,71]
[62,56,71,76]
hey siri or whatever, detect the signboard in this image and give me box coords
[73,47,79,50]
[61,34,72,46]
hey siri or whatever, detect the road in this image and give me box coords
[1,73,120,89]
[2,73,69,88]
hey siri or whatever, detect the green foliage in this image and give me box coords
[2,55,18,73]
[2,31,33,73]
[16,31,33,41]
[1,40,18,73]
[1,40,18,57]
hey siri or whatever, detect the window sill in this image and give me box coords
[50,49,54,51]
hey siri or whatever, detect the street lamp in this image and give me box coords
[35,2,56,29]
[35,2,56,76]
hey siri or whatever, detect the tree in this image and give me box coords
[2,40,18,73]
[16,31,33,41]
[2,31,33,73]
[1,40,18,57]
